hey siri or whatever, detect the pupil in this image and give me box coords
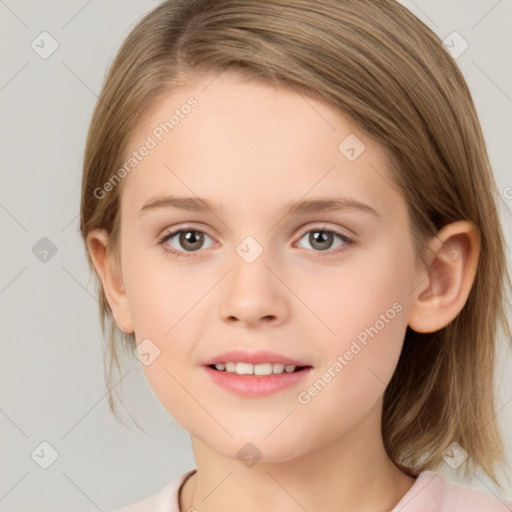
[310,230,332,251]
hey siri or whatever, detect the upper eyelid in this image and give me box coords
[160,223,214,240]
[296,223,351,236]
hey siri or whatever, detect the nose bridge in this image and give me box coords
[218,233,289,325]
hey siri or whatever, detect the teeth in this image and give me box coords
[225,362,236,372]
[272,363,285,374]
[213,362,299,375]
[254,363,272,376]
[236,362,254,375]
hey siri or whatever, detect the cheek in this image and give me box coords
[303,244,413,339]
[286,262,413,447]
[301,244,415,394]
[121,246,207,410]
[122,243,204,335]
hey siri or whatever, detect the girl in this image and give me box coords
[80,0,512,510]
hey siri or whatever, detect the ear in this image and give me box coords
[407,220,480,333]
[86,228,134,334]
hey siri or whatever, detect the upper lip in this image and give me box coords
[203,350,311,367]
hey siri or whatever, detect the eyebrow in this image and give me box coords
[138,194,381,219]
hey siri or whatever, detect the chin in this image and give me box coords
[211,433,312,465]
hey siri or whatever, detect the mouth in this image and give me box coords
[202,349,313,396]
[207,362,311,375]
[203,353,313,397]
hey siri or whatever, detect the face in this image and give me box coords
[115,71,419,462]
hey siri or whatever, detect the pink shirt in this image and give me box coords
[118,469,512,511]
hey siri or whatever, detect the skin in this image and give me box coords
[87,71,480,512]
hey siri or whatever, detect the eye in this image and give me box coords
[158,224,354,259]
[295,225,354,256]
[158,226,215,257]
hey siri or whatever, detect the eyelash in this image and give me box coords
[157,224,355,259]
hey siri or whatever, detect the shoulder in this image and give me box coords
[393,470,512,512]
[115,469,196,512]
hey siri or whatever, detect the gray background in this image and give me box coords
[1,1,511,510]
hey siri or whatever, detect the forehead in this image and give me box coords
[120,72,403,223]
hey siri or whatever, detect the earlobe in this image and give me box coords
[86,228,134,334]
[407,221,480,333]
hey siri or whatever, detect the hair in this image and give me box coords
[80,0,511,488]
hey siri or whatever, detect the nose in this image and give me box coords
[218,247,290,327]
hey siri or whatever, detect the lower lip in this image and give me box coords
[203,366,312,397]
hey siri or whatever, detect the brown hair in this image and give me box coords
[80,0,511,488]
